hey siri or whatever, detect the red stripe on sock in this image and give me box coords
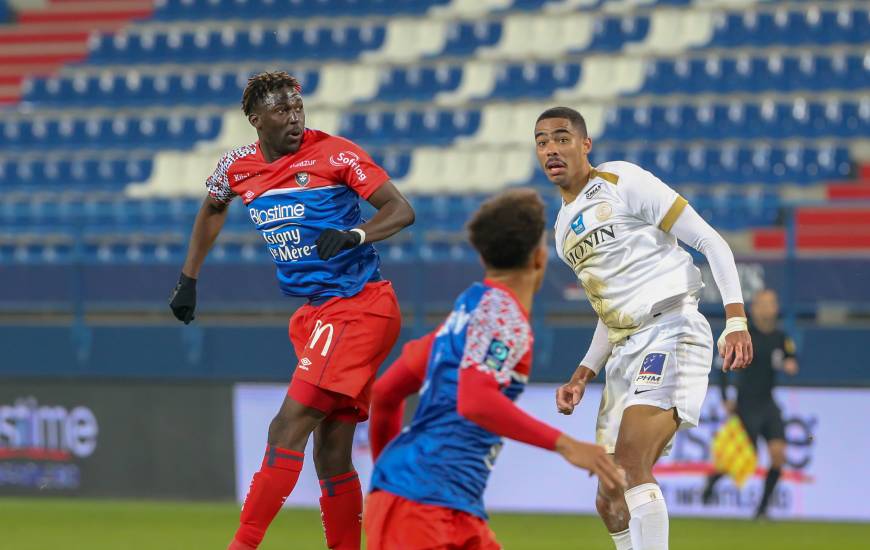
[260,444,304,471]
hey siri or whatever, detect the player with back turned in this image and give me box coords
[535,107,753,550]
[167,71,414,550]
[364,189,624,549]
[702,288,799,519]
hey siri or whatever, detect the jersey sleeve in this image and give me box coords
[611,161,688,232]
[399,332,436,381]
[459,289,532,387]
[205,151,240,205]
[329,137,390,199]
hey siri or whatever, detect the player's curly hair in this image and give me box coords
[241,71,302,116]
[468,188,546,270]
[537,106,588,138]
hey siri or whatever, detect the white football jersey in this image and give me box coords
[554,161,703,343]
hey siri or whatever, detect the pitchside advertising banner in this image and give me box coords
[234,383,869,521]
[0,381,235,499]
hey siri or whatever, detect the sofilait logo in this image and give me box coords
[0,397,99,490]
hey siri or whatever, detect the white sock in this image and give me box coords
[611,528,633,550]
[625,483,669,550]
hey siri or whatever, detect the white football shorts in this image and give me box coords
[595,295,714,454]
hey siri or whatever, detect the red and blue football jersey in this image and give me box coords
[370,280,533,519]
[206,128,390,300]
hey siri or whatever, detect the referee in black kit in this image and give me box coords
[702,288,799,519]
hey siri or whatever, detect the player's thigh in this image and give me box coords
[614,404,680,475]
[268,392,327,449]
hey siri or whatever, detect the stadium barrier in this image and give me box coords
[0,381,236,499]
[234,384,869,522]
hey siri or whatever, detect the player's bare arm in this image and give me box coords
[316,181,414,260]
[169,195,230,324]
[721,302,753,372]
[360,181,415,242]
[182,195,230,278]
[556,365,597,415]
[557,318,610,414]
[554,434,624,492]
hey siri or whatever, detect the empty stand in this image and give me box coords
[1,0,869,262]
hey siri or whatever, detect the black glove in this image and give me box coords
[169,273,197,324]
[315,229,361,260]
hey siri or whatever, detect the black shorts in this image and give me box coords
[737,402,785,447]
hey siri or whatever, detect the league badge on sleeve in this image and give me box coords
[483,339,511,371]
[570,214,586,235]
[635,352,667,387]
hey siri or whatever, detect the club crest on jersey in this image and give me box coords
[571,214,586,235]
[295,172,310,187]
[635,352,667,387]
[484,339,511,371]
[596,203,612,221]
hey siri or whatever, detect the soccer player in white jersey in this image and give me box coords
[534,107,754,550]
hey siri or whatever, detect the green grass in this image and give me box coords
[1,497,867,549]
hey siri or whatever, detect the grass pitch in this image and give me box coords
[1,497,866,549]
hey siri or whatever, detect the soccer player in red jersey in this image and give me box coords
[168,72,414,550]
[365,189,623,549]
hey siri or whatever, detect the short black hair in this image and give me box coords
[468,188,546,270]
[536,106,587,138]
[242,71,301,116]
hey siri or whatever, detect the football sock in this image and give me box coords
[757,467,781,516]
[232,445,304,549]
[611,528,633,550]
[319,471,363,550]
[625,483,669,550]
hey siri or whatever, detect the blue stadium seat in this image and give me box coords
[438,21,502,57]
[376,66,462,102]
[490,62,581,99]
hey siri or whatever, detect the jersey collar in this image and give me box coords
[482,278,529,319]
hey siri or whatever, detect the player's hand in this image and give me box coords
[556,379,586,415]
[555,435,625,492]
[169,272,196,324]
[783,358,799,376]
[720,329,753,372]
[723,400,737,415]
[315,229,361,260]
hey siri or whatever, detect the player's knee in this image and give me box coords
[613,451,651,487]
[267,411,309,451]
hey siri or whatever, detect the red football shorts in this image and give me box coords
[364,490,501,550]
[288,281,401,422]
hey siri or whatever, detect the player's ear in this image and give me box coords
[248,113,261,130]
[582,136,592,156]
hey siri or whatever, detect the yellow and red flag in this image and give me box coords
[711,416,757,487]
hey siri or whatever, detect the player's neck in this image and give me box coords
[558,162,594,204]
[484,271,535,314]
[259,140,300,163]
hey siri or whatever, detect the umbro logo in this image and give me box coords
[298,357,312,370]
